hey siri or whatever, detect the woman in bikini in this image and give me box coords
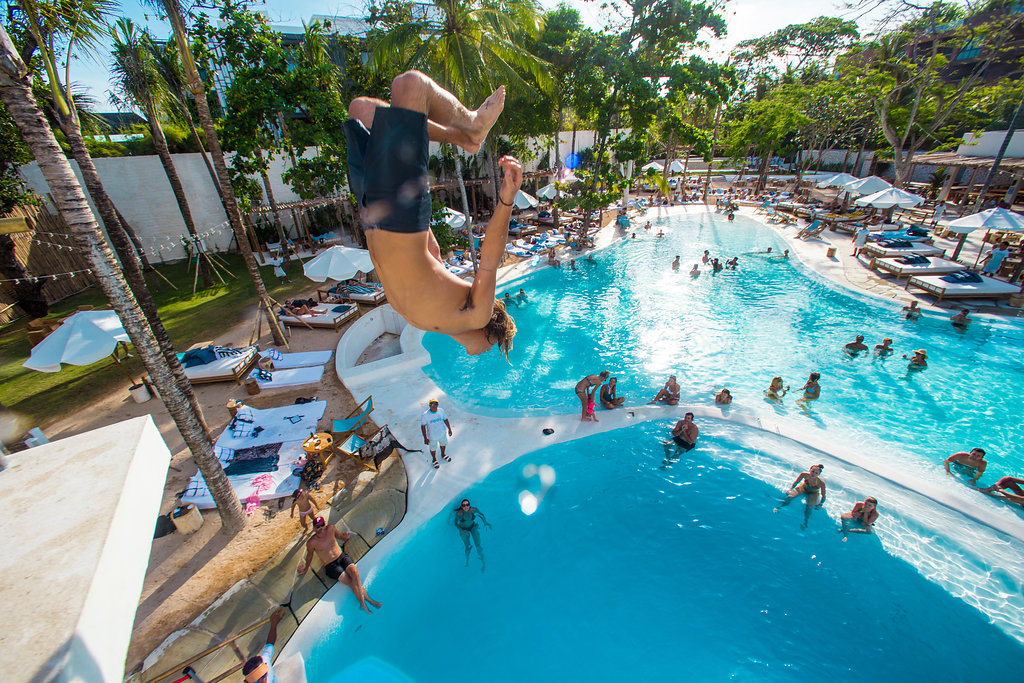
[840,497,878,541]
[599,376,626,409]
[454,499,492,568]
[774,464,827,529]
[290,488,320,531]
[575,371,609,421]
[649,375,680,405]
[765,377,789,402]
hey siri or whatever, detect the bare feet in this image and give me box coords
[368,598,383,608]
[464,86,506,153]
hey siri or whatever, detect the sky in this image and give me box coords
[64,0,878,113]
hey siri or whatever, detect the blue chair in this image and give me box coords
[331,396,373,440]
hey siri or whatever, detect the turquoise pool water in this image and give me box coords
[423,211,1024,483]
[305,423,1024,682]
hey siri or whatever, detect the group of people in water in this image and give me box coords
[772,463,879,538]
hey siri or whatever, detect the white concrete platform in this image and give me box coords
[0,416,172,682]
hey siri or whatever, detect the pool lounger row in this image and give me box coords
[860,243,945,259]
[870,256,965,280]
[905,273,1021,302]
[278,304,359,331]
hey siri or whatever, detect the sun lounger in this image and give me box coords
[860,243,945,259]
[279,304,359,331]
[871,256,966,280]
[180,346,260,385]
[246,364,325,390]
[796,220,826,240]
[317,282,387,306]
[905,272,1021,303]
[260,349,333,369]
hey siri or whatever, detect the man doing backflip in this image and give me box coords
[346,71,522,357]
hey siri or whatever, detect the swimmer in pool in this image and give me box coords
[575,371,609,421]
[943,447,987,485]
[714,387,732,405]
[980,476,1024,506]
[765,377,789,402]
[794,373,821,409]
[875,338,893,356]
[903,349,927,370]
[702,250,710,264]
[454,499,492,569]
[844,335,868,355]
[690,263,700,277]
[671,255,680,271]
[649,375,681,405]
[774,463,827,529]
[951,308,971,331]
[839,497,879,541]
[902,300,921,320]
[664,412,699,457]
[516,288,528,304]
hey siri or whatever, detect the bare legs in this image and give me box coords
[340,565,382,614]
[774,490,819,529]
[347,71,506,154]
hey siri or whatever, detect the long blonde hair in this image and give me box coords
[485,298,517,360]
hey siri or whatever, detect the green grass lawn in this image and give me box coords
[0,254,313,431]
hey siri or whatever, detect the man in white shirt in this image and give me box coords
[852,224,870,256]
[420,398,453,468]
[241,609,284,683]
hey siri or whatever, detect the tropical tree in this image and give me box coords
[0,23,244,529]
[146,0,286,345]
[368,0,552,270]
[109,17,213,287]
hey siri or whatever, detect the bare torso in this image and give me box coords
[307,530,343,565]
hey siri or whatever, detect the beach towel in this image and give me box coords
[246,365,325,390]
[267,350,333,369]
[896,255,930,265]
[224,442,281,476]
[879,239,913,248]
[941,270,984,284]
[179,347,217,368]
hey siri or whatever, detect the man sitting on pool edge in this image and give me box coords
[346,71,521,357]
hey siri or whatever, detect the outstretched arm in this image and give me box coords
[297,543,314,574]
[816,480,826,508]
[467,157,523,324]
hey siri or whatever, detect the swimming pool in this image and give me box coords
[304,423,1024,682]
[423,210,1024,486]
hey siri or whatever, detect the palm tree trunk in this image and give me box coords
[704,104,722,203]
[160,0,285,345]
[452,148,478,272]
[149,108,213,287]
[0,27,244,530]
[112,205,159,293]
[255,148,289,265]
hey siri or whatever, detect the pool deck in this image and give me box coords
[282,205,1024,660]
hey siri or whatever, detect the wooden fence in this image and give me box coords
[0,205,97,325]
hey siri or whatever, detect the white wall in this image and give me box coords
[958,130,1024,158]
[19,150,314,263]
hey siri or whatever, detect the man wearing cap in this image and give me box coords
[241,608,284,683]
[298,517,382,614]
[420,398,453,469]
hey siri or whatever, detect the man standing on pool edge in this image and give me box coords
[346,71,520,358]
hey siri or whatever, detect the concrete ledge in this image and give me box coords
[335,305,430,385]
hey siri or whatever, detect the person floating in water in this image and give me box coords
[844,334,868,355]
[902,300,921,320]
[875,338,894,356]
[346,71,520,357]
[701,250,711,264]
[950,308,971,331]
[671,255,680,271]
[903,348,927,370]
[516,288,528,304]
[664,412,699,457]
[454,499,492,569]
[775,464,827,529]
[839,497,879,541]
[944,447,987,485]
[714,387,732,405]
[690,263,700,277]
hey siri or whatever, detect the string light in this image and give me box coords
[0,268,94,284]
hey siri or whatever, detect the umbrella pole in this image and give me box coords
[972,229,992,267]
[951,234,968,261]
[110,351,137,387]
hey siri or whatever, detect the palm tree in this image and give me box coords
[0,24,244,530]
[109,18,213,287]
[370,0,551,270]
[149,0,286,346]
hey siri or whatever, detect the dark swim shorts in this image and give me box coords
[345,106,431,233]
[324,553,354,581]
[672,435,695,451]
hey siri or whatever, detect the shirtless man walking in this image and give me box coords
[346,71,522,357]
[298,517,382,614]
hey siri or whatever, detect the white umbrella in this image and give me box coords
[302,245,374,282]
[537,183,558,200]
[23,310,129,373]
[442,207,468,229]
[514,190,539,210]
[844,175,892,196]
[816,173,859,188]
[855,187,925,209]
[945,207,1024,235]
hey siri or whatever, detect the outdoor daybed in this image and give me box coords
[871,256,966,281]
[861,243,946,260]
[278,304,359,331]
[179,346,261,385]
[905,271,1021,303]
[317,281,387,306]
